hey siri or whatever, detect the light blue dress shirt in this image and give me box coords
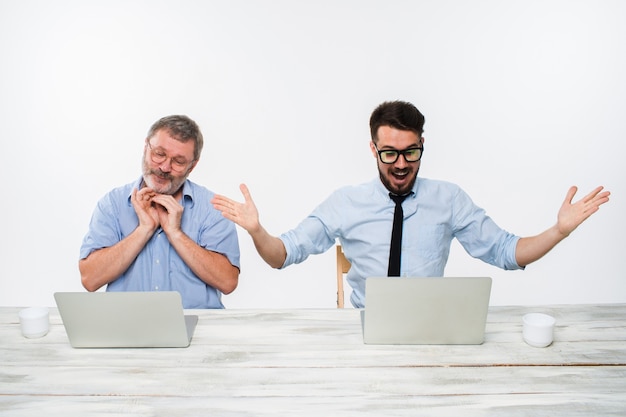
[80,178,240,309]
[280,177,521,308]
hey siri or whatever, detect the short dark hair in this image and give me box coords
[146,115,204,160]
[369,101,425,142]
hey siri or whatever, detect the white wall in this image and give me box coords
[1,0,624,309]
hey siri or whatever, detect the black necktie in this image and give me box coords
[388,193,408,277]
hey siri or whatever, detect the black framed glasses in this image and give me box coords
[146,142,194,172]
[375,144,424,164]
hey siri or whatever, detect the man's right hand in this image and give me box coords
[212,183,261,234]
[131,187,160,232]
[213,184,287,269]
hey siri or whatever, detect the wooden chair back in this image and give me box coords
[336,245,351,308]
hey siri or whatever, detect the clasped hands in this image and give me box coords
[131,187,184,235]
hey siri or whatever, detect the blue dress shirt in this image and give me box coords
[280,177,521,308]
[80,178,240,309]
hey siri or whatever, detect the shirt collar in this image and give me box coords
[373,176,419,202]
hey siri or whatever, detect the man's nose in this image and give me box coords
[394,154,408,168]
[159,158,173,172]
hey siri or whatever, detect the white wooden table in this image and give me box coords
[1,305,626,416]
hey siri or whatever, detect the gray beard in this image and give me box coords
[142,160,187,196]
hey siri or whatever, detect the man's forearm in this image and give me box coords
[249,226,287,269]
[166,230,239,294]
[515,225,568,267]
[79,226,154,291]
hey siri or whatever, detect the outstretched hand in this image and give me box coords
[557,185,610,237]
[212,184,261,233]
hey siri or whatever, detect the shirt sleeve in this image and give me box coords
[279,192,341,268]
[197,207,241,269]
[451,187,522,270]
[79,192,125,260]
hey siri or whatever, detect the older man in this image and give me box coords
[80,115,240,308]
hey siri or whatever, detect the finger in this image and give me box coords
[212,195,235,207]
[137,187,153,196]
[212,202,229,213]
[596,191,611,202]
[564,186,578,205]
[591,191,610,207]
[151,195,178,212]
[221,213,237,222]
[240,183,253,203]
[582,186,605,203]
[136,188,156,203]
[151,194,175,203]
[213,201,237,220]
[131,188,151,209]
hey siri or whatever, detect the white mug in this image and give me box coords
[18,307,50,338]
[522,313,555,348]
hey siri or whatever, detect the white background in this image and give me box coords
[1,0,624,308]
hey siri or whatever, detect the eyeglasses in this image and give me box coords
[146,142,194,172]
[374,144,424,164]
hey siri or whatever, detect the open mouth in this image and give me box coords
[391,170,409,180]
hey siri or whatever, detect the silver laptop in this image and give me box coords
[54,291,198,348]
[362,277,492,345]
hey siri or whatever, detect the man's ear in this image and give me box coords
[369,141,378,158]
[188,159,199,174]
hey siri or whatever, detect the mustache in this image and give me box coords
[149,169,174,180]
[392,168,410,174]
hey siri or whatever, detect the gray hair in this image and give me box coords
[146,115,204,161]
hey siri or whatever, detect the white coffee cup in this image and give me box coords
[523,313,555,348]
[18,307,50,338]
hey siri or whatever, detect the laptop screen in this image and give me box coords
[363,277,492,345]
[54,291,198,348]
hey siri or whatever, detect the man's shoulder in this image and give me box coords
[316,179,388,210]
[327,179,376,201]
[335,178,378,193]
[415,177,468,201]
[183,179,215,201]
[101,180,138,200]
[417,177,461,190]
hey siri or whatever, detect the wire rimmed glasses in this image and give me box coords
[146,141,194,172]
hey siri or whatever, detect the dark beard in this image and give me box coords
[378,168,418,196]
